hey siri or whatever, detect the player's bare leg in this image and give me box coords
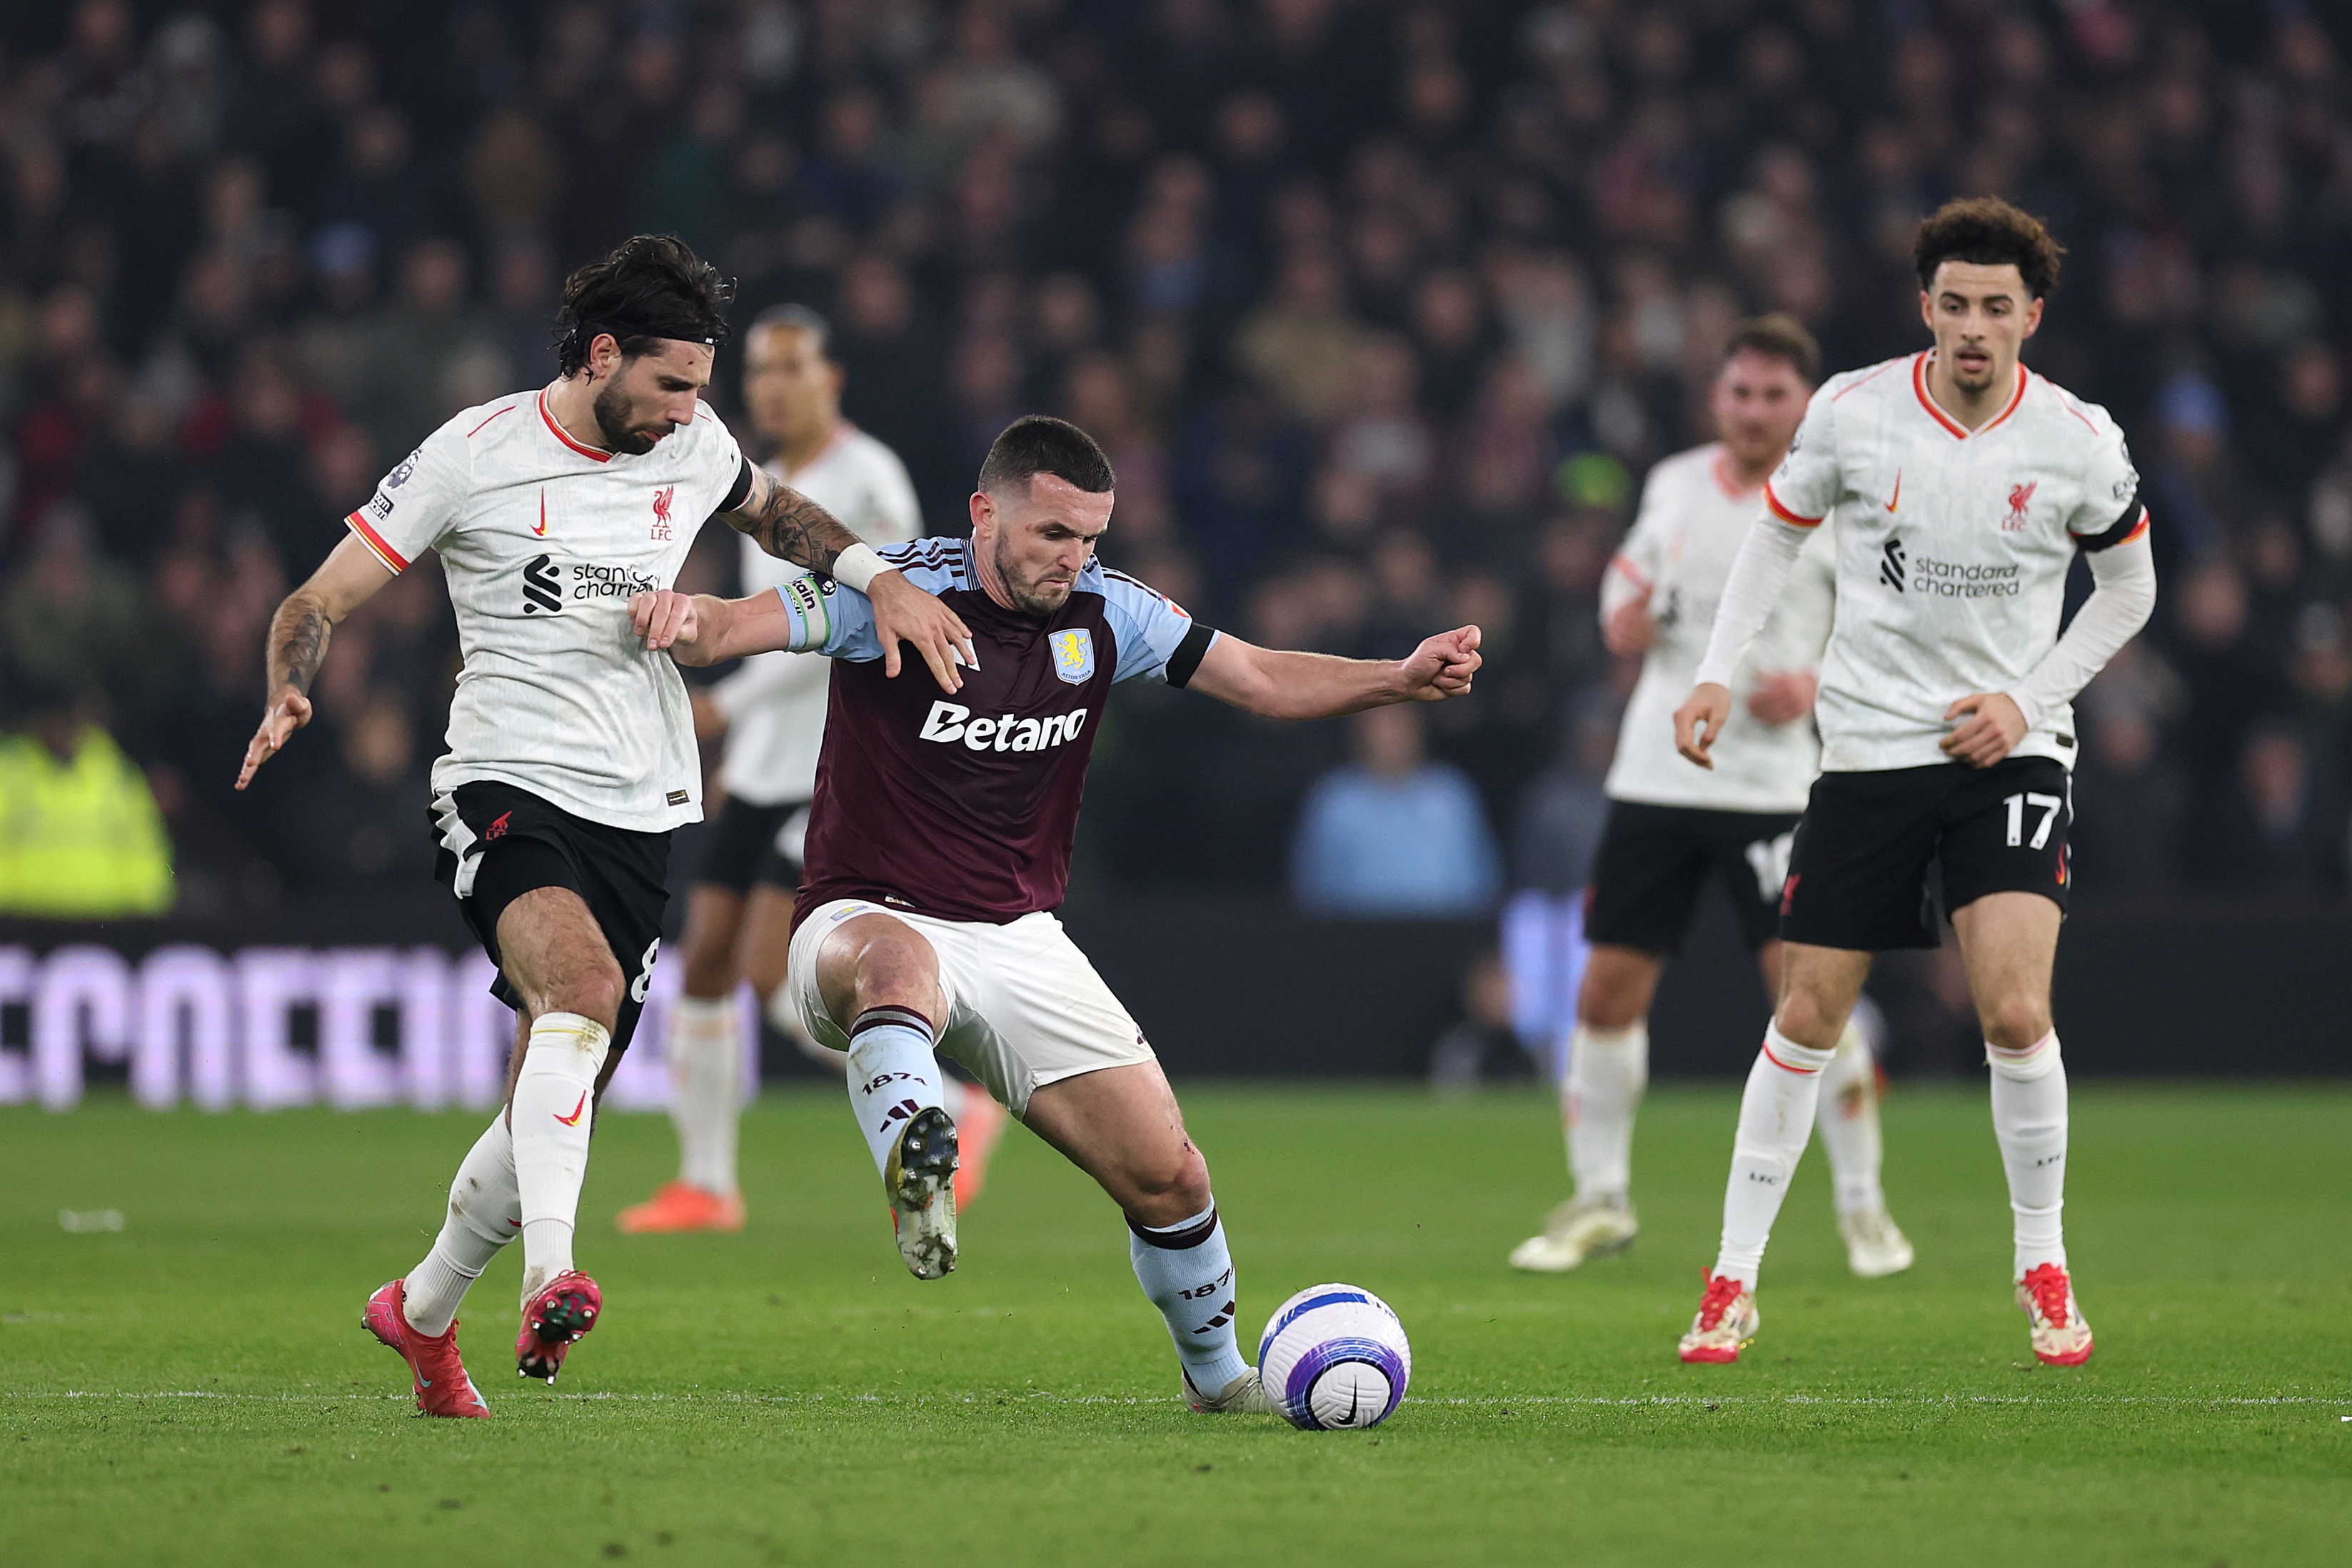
[1951,893,2090,1365]
[1022,1062,1270,1414]
[813,913,960,1279]
[1679,941,1871,1362]
[494,888,628,1379]
[618,884,748,1234]
[1512,944,1657,1272]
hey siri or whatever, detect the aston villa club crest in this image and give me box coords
[1050,627,1095,684]
[650,484,675,541]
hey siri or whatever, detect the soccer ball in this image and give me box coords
[1256,1283,1412,1431]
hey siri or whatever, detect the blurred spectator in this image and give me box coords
[0,677,174,918]
[1293,703,1501,917]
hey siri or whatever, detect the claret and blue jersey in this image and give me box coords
[771,538,1212,925]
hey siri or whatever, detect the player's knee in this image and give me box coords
[678,935,735,998]
[1577,949,1657,1030]
[1980,997,2051,1055]
[547,955,627,1029]
[1773,987,1848,1052]
[1123,1142,1212,1226]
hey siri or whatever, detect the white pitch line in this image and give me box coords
[2,1390,2341,1409]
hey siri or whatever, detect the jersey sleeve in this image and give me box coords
[1601,464,1674,620]
[1762,382,1844,528]
[2066,404,2148,551]
[345,415,471,571]
[1098,569,1208,684]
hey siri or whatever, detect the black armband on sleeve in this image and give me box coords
[2076,488,2149,551]
[717,454,756,515]
[1165,622,1218,689]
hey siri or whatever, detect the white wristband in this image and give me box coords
[830,542,887,593]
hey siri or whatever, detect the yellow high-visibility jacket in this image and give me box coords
[0,725,174,917]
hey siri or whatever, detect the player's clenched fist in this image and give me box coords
[630,588,700,651]
[1400,625,1482,700]
[1674,681,1731,768]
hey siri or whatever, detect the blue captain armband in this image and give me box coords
[775,574,837,651]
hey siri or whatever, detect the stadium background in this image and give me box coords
[1,0,2348,1099]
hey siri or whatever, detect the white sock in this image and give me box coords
[1713,1025,1836,1287]
[844,1006,944,1178]
[404,1112,520,1337]
[1129,1202,1249,1394]
[668,993,741,1194]
[1814,1020,1886,1216]
[1565,1021,1647,1203]
[1987,1029,2068,1277]
[511,1012,610,1301]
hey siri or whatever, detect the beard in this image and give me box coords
[591,378,661,455]
[994,533,1075,617]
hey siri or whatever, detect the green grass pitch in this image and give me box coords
[3,1082,2347,1565]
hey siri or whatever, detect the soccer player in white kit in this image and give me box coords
[630,416,1484,1413]
[1509,317,1912,1280]
[1672,200,2156,1366]
[233,237,973,1417]
[615,306,1009,1234]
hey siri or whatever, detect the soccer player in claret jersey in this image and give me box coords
[614,305,1007,1237]
[630,416,1482,1413]
[1671,199,2156,1367]
[1509,316,1911,1280]
[233,236,970,1417]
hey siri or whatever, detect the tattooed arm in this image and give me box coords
[717,465,975,692]
[236,535,398,789]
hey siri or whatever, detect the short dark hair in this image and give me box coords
[1913,197,2066,299]
[552,234,734,377]
[1722,313,1820,384]
[978,415,1116,496]
[748,303,832,359]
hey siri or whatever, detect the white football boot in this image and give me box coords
[2017,1263,2094,1366]
[884,1105,959,1280]
[1838,1204,1916,1277]
[1508,1196,1638,1272]
[1677,1272,1759,1364]
[1183,1365,1274,1414]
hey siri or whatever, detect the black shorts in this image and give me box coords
[1779,758,2071,951]
[429,780,673,1052]
[697,795,804,894]
[1585,801,1802,954]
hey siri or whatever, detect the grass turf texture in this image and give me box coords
[3,1084,2346,1567]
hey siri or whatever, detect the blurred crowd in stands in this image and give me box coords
[1,0,2350,921]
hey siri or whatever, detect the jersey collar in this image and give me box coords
[1913,351,2027,441]
[538,385,613,463]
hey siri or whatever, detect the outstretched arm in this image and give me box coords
[630,589,794,667]
[1185,626,1481,720]
[716,464,972,690]
[1673,514,1810,768]
[235,535,397,788]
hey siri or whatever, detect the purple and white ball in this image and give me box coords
[1257,1284,1412,1431]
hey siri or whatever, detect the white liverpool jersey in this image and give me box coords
[1604,443,1835,813]
[1763,351,2141,772]
[715,424,923,806]
[345,385,753,832]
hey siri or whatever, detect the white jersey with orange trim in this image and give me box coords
[345,386,755,832]
[715,425,923,808]
[1603,443,1836,813]
[1752,351,2143,773]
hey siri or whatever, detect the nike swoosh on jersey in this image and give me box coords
[555,1091,587,1127]
[533,491,548,536]
[1885,471,1901,512]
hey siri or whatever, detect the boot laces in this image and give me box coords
[1696,1272,1745,1330]
[2021,1263,2071,1327]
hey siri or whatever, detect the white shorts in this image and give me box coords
[786,899,1156,1115]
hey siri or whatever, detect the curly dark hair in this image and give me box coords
[1913,197,2066,299]
[551,234,735,377]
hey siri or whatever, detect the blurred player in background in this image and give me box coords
[1510,318,1913,1280]
[236,237,970,1417]
[631,416,1482,1413]
[615,306,1007,1235]
[1674,200,2156,1367]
